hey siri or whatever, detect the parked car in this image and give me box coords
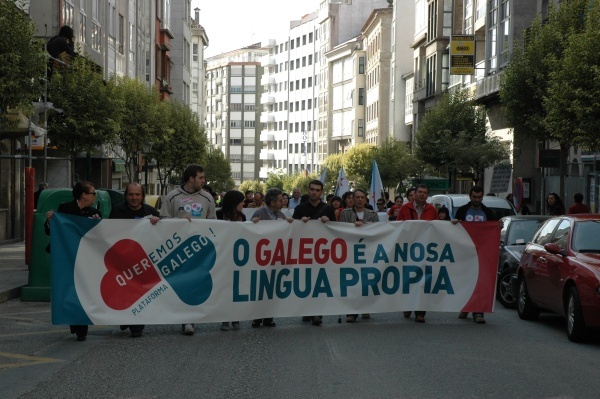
[497,215,549,308]
[429,194,517,220]
[515,214,600,342]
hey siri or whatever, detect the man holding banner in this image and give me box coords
[160,164,216,335]
[397,184,438,323]
[110,182,160,338]
[339,188,379,322]
[292,179,336,326]
[452,185,497,324]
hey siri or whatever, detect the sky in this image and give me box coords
[191,0,322,57]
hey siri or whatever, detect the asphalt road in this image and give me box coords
[1,300,599,399]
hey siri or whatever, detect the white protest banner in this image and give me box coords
[50,214,499,325]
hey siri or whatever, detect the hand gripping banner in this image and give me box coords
[50,214,500,325]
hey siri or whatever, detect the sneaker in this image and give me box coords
[220,322,229,331]
[183,324,195,335]
[474,314,486,324]
[458,312,469,319]
[361,314,370,319]
[403,311,412,319]
[301,316,312,322]
[346,315,356,323]
[312,316,323,326]
[232,322,240,330]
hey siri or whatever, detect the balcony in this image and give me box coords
[215,110,222,118]
[260,93,275,105]
[214,91,222,101]
[259,150,275,160]
[261,57,276,67]
[260,131,275,142]
[215,126,222,135]
[261,75,276,86]
[260,113,275,123]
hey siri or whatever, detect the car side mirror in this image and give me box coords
[544,243,564,255]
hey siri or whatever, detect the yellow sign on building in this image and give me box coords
[450,35,475,75]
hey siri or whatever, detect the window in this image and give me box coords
[91,22,102,51]
[79,12,87,43]
[62,0,74,27]
[309,54,313,65]
[243,86,256,93]
[302,78,306,88]
[303,35,306,45]
[230,120,242,127]
[118,14,124,53]
[296,80,299,90]
[358,119,364,137]
[244,104,256,111]
[302,57,306,67]
[309,32,313,43]
[296,38,300,47]
[229,139,242,145]
[308,77,312,87]
[359,57,365,74]
[301,100,305,110]
[193,43,198,61]
[290,39,294,49]
[230,86,242,93]
[231,103,242,111]
[358,88,365,105]
[244,121,255,128]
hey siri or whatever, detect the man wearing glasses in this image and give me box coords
[45,180,101,341]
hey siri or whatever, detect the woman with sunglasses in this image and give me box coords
[45,180,101,341]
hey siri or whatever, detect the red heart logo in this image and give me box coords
[101,239,162,310]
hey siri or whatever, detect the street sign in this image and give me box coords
[422,179,450,191]
[450,35,475,75]
[489,164,512,193]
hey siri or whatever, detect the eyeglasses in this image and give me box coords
[86,191,97,196]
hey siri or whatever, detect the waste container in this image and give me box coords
[22,188,112,301]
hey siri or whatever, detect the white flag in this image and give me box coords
[335,166,350,197]
[369,160,385,209]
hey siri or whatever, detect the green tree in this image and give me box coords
[343,143,376,189]
[0,0,46,130]
[152,100,208,194]
[202,147,235,193]
[265,171,286,190]
[375,138,423,190]
[415,88,507,185]
[47,57,122,175]
[112,76,166,182]
[500,0,592,196]
[322,153,344,195]
[284,172,319,194]
[238,180,266,194]
[544,2,600,153]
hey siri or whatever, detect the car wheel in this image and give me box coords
[517,275,540,320]
[497,268,517,309]
[566,287,587,343]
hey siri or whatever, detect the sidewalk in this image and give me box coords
[0,242,29,303]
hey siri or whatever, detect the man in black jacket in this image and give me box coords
[109,183,159,337]
[292,180,335,326]
[452,185,496,324]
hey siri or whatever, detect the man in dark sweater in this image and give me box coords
[109,183,159,337]
[292,180,336,326]
[452,185,496,324]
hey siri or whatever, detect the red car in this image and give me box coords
[515,214,600,342]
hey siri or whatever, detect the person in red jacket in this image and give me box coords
[568,193,591,214]
[397,184,438,323]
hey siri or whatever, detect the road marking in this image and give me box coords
[0,352,62,369]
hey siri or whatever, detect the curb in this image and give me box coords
[0,286,23,304]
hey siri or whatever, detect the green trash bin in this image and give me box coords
[22,188,112,302]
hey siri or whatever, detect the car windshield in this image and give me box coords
[572,220,600,253]
[507,220,545,245]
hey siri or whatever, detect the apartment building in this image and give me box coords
[169,0,192,105]
[390,0,415,142]
[361,8,393,145]
[325,36,366,155]
[316,0,389,165]
[191,8,209,124]
[205,46,268,186]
